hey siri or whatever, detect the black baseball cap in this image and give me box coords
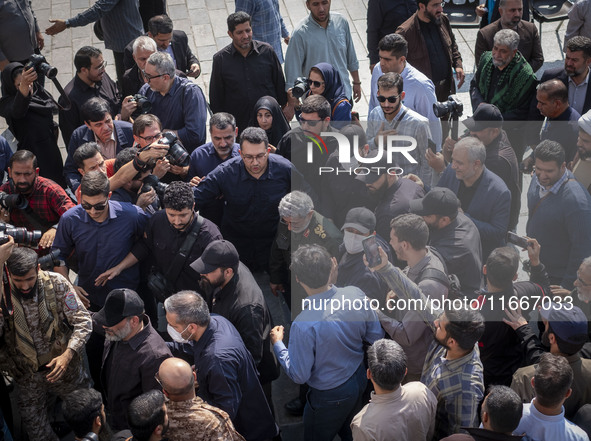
[190,240,239,274]
[463,103,503,132]
[342,207,376,234]
[409,187,460,217]
[94,289,144,327]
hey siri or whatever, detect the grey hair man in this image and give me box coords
[437,137,511,262]
[351,339,437,441]
[164,291,278,440]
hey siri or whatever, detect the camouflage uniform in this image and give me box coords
[0,271,92,441]
[166,396,246,441]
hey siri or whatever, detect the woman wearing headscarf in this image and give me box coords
[0,62,65,186]
[304,62,352,129]
[250,95,291,148]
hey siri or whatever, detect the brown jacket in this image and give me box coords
[475,19,544,72]
[396,12,462,92]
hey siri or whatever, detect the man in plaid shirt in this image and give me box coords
[368,245,486,439]
[0,150,74,249]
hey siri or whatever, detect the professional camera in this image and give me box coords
[0,192,28,210]
[38,250,64,271]
[0,223,41,246]
[80,432,98,441]
[160,132,189,167]
[433,95,464,119]
[25,54,58,80]
[292,77,309,99]
[129,94,152,113]
[140,174,169,197]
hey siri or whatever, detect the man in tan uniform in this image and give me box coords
[157,357,245,441]
[0,241,92,441]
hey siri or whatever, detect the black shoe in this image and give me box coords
[284,397,305,416]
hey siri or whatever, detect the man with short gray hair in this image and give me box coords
[351,339,437,441]
[471,29,537,122]
[121,36,157,97]
[438,137,511,261]
[164,291,279,441]
[135,52,207,150]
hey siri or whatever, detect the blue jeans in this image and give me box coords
[303,363,367,441]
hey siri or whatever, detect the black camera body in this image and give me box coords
[25,54,58,80]
[292,76,309,99]
[130,94,152,113]
[81,432,99,441]
[38,250,64,271]
[160,132,189,167]
[0,223,41,247]
[147,270,175,303]
[0,192,28,210]
[140,174,168,197]
[433,95,464,119]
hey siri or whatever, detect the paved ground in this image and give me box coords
[2,0,572,439]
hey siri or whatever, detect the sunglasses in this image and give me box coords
[377,95,400,103]
[298,116,322,127]
[306,79,325,88]
[81,200,109,211]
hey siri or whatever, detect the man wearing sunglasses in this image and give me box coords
[367,72,433,185]
[64,98,135,193]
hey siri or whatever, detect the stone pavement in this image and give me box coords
[2,0,572,439]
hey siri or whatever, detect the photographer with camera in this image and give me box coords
[0,62,66,187]
[110,148,158,214]
[64,97,134,193]
[95,181,221,302]
[0,242,92,441]
[0,150,75,249]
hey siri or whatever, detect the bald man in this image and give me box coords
[157,358,245,440]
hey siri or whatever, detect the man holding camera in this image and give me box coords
[0,150,75,249]
[210,11,286,134]
[0,243,92,441]
[95,181,222,300]
[64,97,134,193]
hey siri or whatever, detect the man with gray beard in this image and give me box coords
[94,289,171,431]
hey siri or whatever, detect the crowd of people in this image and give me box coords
[1,0,591,440]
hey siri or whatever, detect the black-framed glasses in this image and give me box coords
[142,70,165,82]
[137,132,162,143]
[377,95,400,103]
[81,200,109,211]
[298,116,321,127]
[306,79,325,88]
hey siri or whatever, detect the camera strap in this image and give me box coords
[164,214,203,284]
[38,78,71,111]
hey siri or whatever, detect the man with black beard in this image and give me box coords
[0,150,75,249]
[96,181,222,300]
[0,244,92,441]
[63,388,131,441]
[191,240,278,403]
[127,390,170,441]
[94,289,171,431]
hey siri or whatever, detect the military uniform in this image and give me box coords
[269,211,343,311]
[0,270,92,441]
[166,396,246,441]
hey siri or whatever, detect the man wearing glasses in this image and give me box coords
[52,171,149,390]
[367,72,433,185]
[58,47,121,147]
[194,127,301,272]
[132,52,207,152]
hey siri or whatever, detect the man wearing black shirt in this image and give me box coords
[210,11,287,134]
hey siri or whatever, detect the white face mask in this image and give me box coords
[167,323,192,344]
[343,231,366,254]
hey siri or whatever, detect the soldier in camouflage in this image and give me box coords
[268,191,343,310]
[157,357,245,441]
[0,241,92,441]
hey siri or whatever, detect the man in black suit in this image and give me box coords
[539,36,591,116]
[123,15,200,78]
